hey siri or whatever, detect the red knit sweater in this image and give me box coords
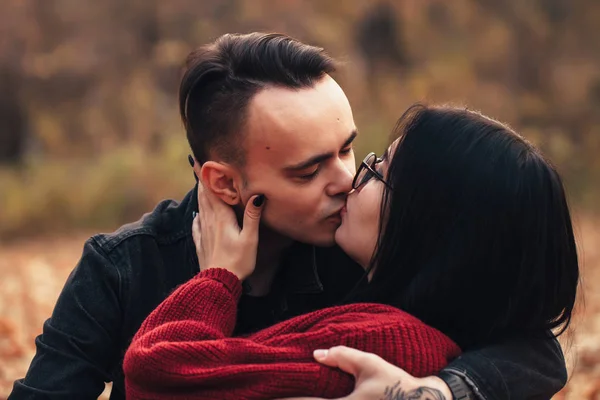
[123,268,461,400]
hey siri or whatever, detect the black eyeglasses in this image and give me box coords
[352,152,393,190]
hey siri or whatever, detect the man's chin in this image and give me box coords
[313,237,337,247]
[269,221,338,247]
[296,230,337,248]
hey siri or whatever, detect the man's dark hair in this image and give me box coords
[179,32,337,165]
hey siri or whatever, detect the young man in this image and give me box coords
[10,33,566,400]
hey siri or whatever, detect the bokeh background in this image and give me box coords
[0,0,599,398]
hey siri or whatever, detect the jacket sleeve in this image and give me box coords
[442,335,567,399]
[9,238,123,400]
[124,268,460,400]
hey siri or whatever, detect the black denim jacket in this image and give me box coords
[9,186,566,400]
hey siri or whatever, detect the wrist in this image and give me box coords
[438,370,477,400]
[198,268,243,299]
[203,265,246,280]
[420,376,454,400]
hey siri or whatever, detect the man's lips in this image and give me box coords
[326,206,345,221]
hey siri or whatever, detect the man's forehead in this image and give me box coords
[244,76,355,159]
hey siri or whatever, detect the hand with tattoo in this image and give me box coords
[382,380,446,400]
[276,346,452,400]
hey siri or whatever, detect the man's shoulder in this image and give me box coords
[71,188,198,318]
[92,188,196,255]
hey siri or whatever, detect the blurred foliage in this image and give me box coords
[1,0,599,240]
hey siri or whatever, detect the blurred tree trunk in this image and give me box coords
[355,1,409,106]
[0,66,27,164]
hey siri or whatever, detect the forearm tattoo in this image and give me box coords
[381,380,446,400]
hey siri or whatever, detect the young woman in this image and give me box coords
[123,104,579,400]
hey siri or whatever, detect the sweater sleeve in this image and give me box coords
[129,268,242,343]
[124,272,461,400]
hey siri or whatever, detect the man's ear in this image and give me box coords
[199,160,241,206]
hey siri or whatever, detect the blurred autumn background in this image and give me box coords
[0,0,599,398]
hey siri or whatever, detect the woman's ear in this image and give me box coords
[199,161,241,206]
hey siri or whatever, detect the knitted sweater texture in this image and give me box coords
[124,268,461,400]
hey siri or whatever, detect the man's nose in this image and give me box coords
[327,158,355,196]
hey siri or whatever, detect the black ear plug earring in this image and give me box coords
[188,154,199,183]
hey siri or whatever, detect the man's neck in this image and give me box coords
[245,227,294,297]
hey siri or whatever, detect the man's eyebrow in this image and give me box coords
[284,153,332,172]
[284,129,358,172]
[342,129,358,149]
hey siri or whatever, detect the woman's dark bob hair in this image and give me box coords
[360,104,579,349]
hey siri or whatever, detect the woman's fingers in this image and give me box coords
[241,194,265,242]
[193,182,264,279]
[191,213,207,267]
[200,185,243,232]
[192,213,204,260]
[192,213,200,244]
[196,180,211,213]
[200,180,232,214]
[312,346,384,379]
